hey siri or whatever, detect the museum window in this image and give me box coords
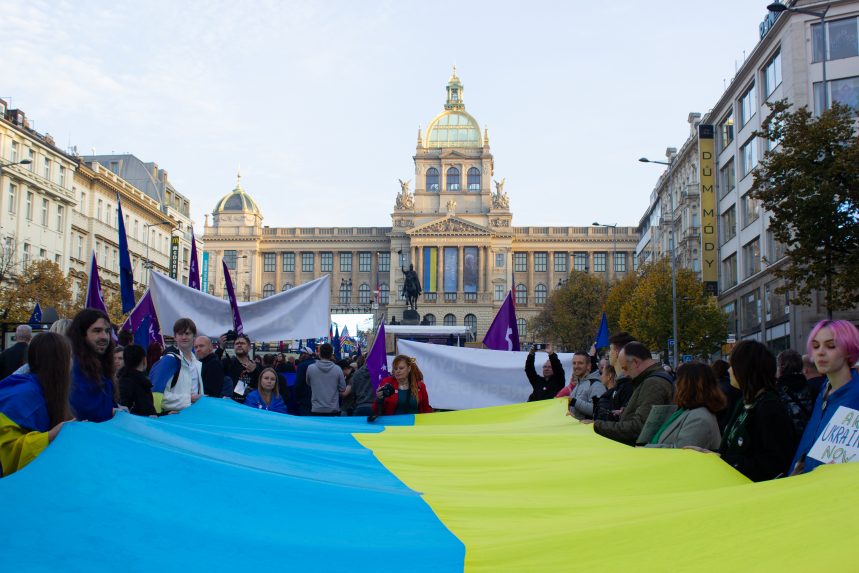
[534,252,547,272]
[495,284,505,301]
[513,252,527,272]
[594,252,607,272]
[535,283,548,305]
[467,167,480,191]
[282,283,293,291]
[359,252,372,272]
[380,283,389,304]
[378,252,390,272]
[614,252,627,273]
[263,253,276,272]
[495,253,505,268]
[339,282,351,304]
[301,253,314,272]
[443,313,457,326]
[517,318,527,339]
[359,283,371,304]
[554,252,567,273]
[320,252,333,272]
[282,252,295,272]
[340,252,352,273]
[263,284,275,298]
[224,250,237,270]
[573,252,588,272]
[464,313,477,336]
[446,167,460,191]
[423,313,436,326]
[426,168,439,192]
[515,283,527,305]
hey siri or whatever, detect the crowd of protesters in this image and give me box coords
[522,319,859,482]
[0,305,857,485]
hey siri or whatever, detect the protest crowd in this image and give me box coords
[0,303,858,486]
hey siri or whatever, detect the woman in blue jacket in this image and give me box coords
[244,368,287,414]
[0,333,74,476]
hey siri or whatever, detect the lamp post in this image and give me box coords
[639,154,679,367]
[592,222,617,287]
[0,158,32,173]
[767,2,830,111]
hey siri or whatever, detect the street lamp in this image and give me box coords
[0,158,32,172]
[592,222,618,287]
[639,154,679,367]
[767,2,830,111]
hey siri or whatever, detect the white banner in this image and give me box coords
[149,272,330,341]
[396,339,574,411]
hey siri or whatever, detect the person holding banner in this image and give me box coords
[244,368,287,414]
[791,320,859,475]
[373,355,432,416]
[68,309,117,423]
[525,344,565,402]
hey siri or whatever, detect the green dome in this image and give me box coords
[213,173,260,215]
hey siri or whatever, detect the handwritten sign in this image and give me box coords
[807,406,859,465]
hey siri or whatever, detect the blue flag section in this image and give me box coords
[595,312,610,349]
[27,303,42,325]
[0,399,464,572]
[188,229,200,290]
[116,197,136,313]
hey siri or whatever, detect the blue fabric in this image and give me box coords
[116,197,136,313]
[149,354,180,393]
[0,399,463,572]
[244,390,287,413]
[27,303,42,326]
[70,361,115,423]
[0,373,49,431]
[792,370,859,474]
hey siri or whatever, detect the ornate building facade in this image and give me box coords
[203,71,639,341]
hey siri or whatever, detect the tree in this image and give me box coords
[751,100,859,315]
[604,271,639,336]
[619,260,727,358]
[528,271,607,351]
[0,260,74,322]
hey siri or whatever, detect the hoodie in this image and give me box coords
[306,359,346,414]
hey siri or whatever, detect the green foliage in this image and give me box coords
[618,260,727,357]
[604,271,638,336]
[528,271,607,352]
[751,100,859,314]
[0,260,74,322]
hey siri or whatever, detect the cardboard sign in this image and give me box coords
[807,406,859,465]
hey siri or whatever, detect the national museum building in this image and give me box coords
[202,71,639,341]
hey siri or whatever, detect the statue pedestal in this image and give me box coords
[401,309,420,325]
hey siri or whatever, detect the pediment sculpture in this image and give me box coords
[395,178,415,210]
[492,178,510,209]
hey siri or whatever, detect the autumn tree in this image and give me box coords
[528,271,608,351]
[751,100,859,315]
[0,260,74,322]
[619,260,727,358]
[604,271,639,335]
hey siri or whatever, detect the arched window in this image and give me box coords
[443,313,457,326]
[263,284,275,299]
[423,313,436,326]
[517,318,527,339]
[446,167,460,191]
[380,282,390,304]
[339,282,351,304]
[467,167,480,191]
[515,283,528,305]
[535,283,548,305]
[426,168,439,192]
[358,283,371,304]
[464,313,477,336]
[282,283,293,291]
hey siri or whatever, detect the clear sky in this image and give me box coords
[3,0,770,231]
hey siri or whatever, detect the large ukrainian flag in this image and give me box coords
[1,398,857,572]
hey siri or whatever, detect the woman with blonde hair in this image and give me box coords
[244,368,287,414]
[372,355,433,416]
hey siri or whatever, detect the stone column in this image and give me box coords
[547,251,555,293]
[527,251,535,307]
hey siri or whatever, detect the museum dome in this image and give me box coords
[213,172,260,215]
[425,67,483,149]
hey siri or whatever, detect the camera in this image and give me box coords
[379,384,396,398]
[224,330,238,342]
[533,343,547,351]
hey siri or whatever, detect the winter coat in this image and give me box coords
[593,364,674,445]
[525,352,565,401]
[645,406,721,450]
[568,371,606,419]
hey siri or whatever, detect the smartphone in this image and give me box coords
[533,343,546,351]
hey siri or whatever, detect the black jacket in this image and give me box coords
[118,369,157,417]
[594,377,634,421]
[200,353,225,398]
[0,342,28,380]
[294,357,317,415]
[525,352,565,401]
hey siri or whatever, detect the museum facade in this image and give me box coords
[202,71,639,342]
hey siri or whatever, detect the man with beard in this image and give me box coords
[218,333,260,401]
[68,309,116,422]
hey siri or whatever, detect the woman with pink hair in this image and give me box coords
[791,319,859,475]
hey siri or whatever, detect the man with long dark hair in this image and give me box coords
[68,309,117,422]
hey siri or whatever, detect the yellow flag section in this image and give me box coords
[356,399,859,572]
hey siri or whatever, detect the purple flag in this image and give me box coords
[366,321,389,390]
[121,289,163,348]
[86,251,109,315]
[188,229,200,290]
[222,259,244,335]
[483,290,521,351]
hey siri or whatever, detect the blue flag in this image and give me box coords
[117,196,136,313]
[121,289,163,349]
[595,312,610,349]
[333,324,341,359]
[28,303,42,326]
[188,229,200,290]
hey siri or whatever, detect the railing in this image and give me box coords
[444,292,457,302]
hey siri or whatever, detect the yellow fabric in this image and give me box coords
[0,413,49,477]
[357,399,859,572]
[152,392,164,414]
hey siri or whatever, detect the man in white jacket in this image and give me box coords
[161,318,203,413]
